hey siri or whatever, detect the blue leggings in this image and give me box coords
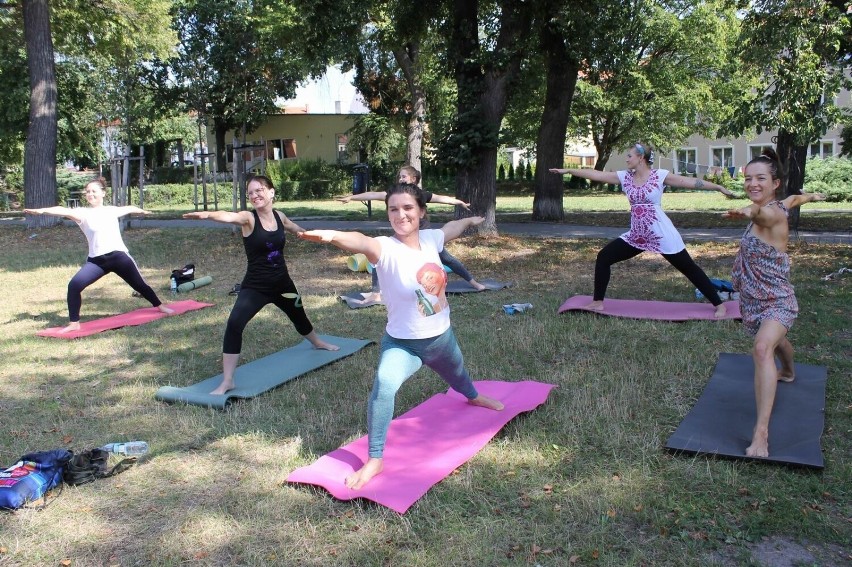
[367,328,479,458]
[68,251,162,322]
[371,249,473,291]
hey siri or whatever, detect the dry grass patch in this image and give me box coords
[0,222,849,566]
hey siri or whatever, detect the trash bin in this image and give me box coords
[352,164,370,194]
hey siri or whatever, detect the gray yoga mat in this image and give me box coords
[154,335,373,409]
[665,352,827,468]
[339,292,384,309]
[445,279,512,294]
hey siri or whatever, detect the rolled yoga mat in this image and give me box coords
[286,380,556,513]
[665,352,827,468]
[177,275,213,293]
[346,253,369,272]
[557,295,741,321]
[37,299,213,339]
[154,335,373,409]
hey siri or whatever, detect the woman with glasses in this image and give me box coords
[182,175,338,395]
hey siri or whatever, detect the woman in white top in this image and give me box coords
[24,177,173,333]
[299,183,504,490]
[550,143,734,317]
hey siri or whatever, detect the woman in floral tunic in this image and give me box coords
[723,148,824,458]
[550,143,733,316]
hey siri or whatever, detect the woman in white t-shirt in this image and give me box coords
[550,142,734,317]
[299,183,504,490]
[24,177,172,333]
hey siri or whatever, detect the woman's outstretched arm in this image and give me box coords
[23,206,84,222]
[298,230,382,264]
[182,210,252,227]
[441,216,484,242]
[664,173,733,196]
[549,168,620,185]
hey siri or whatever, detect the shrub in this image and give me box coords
[804,157,852,202]
[266,158,350,199]
[498,163,505,180]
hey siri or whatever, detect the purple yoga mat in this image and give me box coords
[286,380,555,513]
[557,295,741,321]
[37,299,213,339]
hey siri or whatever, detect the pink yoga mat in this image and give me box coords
[37,299,214,339]
[557,295,740,321]
[286,380,555,513]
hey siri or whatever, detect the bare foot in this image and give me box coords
[469,280,488,291]
[158,304,175,315]
[777,370,795,383]
[310,337,340,351]
[714,303,727,318]
[358,292,382,304]
[59,321,81,334]
[345,457,383,489]
[745,426,769,458]
[583,300,604,311]
[469,394,504,411]
[210,380,235,396]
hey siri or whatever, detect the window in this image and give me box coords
[711,146,734,169]
[267,139,283,161]
[676,148,697,175]
[748,145,773,161]
[336,134,348,163]
[809,141,834,158]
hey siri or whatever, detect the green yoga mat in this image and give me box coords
[154,335,373,409]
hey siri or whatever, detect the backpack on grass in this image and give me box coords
[0,449,72,510]
[62,449,136,486]
[171,264,195,285]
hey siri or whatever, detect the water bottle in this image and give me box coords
[170,276,177,295]
[415,289,436,316]
[100,441,149,457]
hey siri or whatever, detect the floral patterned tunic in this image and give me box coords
[731,201,798,336]
[617,169,685,254]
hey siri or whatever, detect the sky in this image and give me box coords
[280,65,368,114]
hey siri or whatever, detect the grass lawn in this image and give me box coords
[0,219,849,566]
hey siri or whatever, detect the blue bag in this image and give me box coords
[0,449,72,510]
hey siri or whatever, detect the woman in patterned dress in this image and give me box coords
[723,148,825,458]
[550,143,733,316]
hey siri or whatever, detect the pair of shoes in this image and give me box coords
[228,284,241,296]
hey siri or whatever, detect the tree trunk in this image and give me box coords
[214,120,228,172]
[394,43,426,173]
[450,0,530,235]
[532,22,580,221]
[774,128,808,232]
[22,0,59,229]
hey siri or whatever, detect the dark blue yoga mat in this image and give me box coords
[665,352,827,468]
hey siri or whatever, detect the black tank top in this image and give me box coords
[241,210,291,292]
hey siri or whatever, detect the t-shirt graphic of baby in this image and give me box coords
[415,262,449,317]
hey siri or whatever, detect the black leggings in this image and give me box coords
[223,286,313,354]
[593,238,723,306]
[68,251,162,322]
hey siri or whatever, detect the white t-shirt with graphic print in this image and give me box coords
[376,229,451,339]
